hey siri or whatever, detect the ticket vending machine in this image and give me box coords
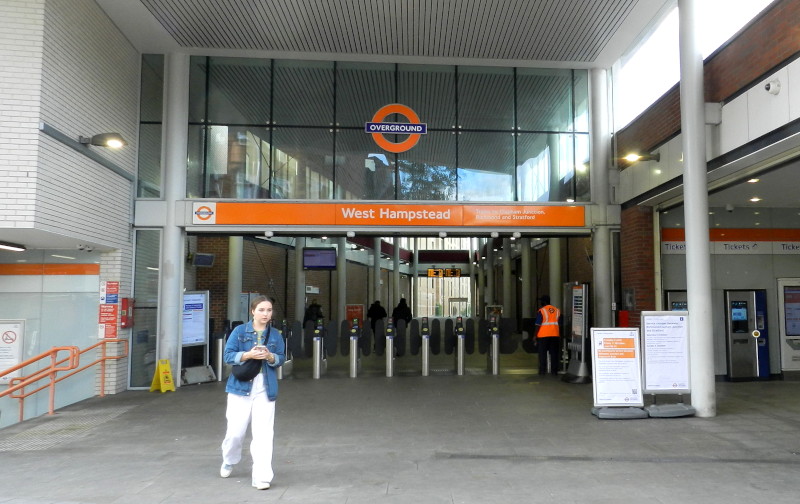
[725,290,769,380]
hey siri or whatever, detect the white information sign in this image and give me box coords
[591,328,643,407]
[182,291,209,346]
[1,320,25,385]
[641,311,691,393]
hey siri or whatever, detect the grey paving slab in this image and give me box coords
[1,352,800,503]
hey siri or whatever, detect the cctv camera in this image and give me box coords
[725,204,734,213]
[765,80,780,95]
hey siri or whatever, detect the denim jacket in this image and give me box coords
[224,321,285,401]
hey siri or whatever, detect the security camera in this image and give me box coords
[725,204,734,213]
[765,80,780,95]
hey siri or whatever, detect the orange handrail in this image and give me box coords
[0,339,128,422]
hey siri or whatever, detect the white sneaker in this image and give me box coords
[252,481,271,490]
[219,463,233,478]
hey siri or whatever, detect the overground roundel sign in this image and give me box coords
[364,104,427,153]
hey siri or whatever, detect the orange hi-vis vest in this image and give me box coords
[537,305,561,338]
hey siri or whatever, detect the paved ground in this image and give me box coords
[1,351,800,503]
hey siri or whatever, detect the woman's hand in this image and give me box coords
[246,346,275,364]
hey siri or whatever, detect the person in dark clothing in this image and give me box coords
[391,298,412,324]
[366,300,387,332]
[303,299,323,326]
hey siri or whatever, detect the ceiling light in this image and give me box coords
[622,152,660,163]
[747,178,760,183]
[0,240,26,252]
[346,231,355,238]
[79,132,127,148]
[749,197,762,202]
[264,231,274,237]
[490,232,499,238]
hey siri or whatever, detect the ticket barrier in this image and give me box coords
[421,317,431,376]
[348,319,361,378]
[277,319,293,380]
[312,319,327,379]
[455,317,466,376]
[487,316,500,375]
[385,318,396,377]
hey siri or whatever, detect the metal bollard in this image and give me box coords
[215,337,225,382]
[312,336,324,379]
[386,335,394,377]
[490,333,500,375]
[456,334,465,376]
[349,336,359,378]
[421,334,430,376]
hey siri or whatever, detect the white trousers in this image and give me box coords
[221,373,275,484]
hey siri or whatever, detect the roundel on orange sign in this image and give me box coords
[365,104,427,153]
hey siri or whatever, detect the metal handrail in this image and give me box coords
[0,339,128,422]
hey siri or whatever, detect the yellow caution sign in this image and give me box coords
[150,359,176,393]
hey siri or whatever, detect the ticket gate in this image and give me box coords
[725,290,769,380]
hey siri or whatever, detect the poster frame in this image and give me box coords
[640,310,691,394]
[590,327,644,407]
[182,290,210,347]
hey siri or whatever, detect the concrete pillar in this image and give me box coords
[502,238,512,320]
[227,237,243,322]
[548,238,562,306]
[157,53,189,376]
[373,237,382,303]
[294,237,306,324]
[521,238,532,334]
[393,238,400,309]
[337,237,347,323]
[590,68,614,328]
[679,0,716,417]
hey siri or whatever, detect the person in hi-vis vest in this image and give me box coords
[535,295,561,376]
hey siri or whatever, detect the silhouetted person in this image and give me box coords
[391,298,412,324]
[367,300,387,332]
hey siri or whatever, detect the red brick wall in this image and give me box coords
[620,206,656,328]
[617,0,800,156]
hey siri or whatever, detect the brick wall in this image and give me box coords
[0,0,44,228]
[620,206,655,327]
[617,0,800,156]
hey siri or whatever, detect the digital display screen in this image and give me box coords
[731,301,748,321]
[303,248,337,270]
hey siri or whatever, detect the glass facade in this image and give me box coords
[141,56,590,203]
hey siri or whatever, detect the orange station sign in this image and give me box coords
[192,202,585,228]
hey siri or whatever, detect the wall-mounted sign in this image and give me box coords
[365,104,427,153]
[427,268,444,277]
[192,202,586,228]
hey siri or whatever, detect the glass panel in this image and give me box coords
[273,60,334,126]
[574,133,590,201]
[140,54,163,122]
[516,132,586,202]
[208,57,271,125]
[188,56,208,124]
[137,123,162,198]
[457,67,514,130]
[203,126,270,199]
[271,127,333,199]
[336,62,395,128]
[516,68,573,132]
[457,132,514,201]
[573,70,589,132]
[335,129,395,200]
[516,133,551,202]
[186,125,204,198]
[398,64,456,129]
[131,229,161,388]
[398,131,456,201]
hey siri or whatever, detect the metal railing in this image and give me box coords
[0,339,128,422]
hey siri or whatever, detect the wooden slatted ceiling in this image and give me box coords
[141,0,639,63]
